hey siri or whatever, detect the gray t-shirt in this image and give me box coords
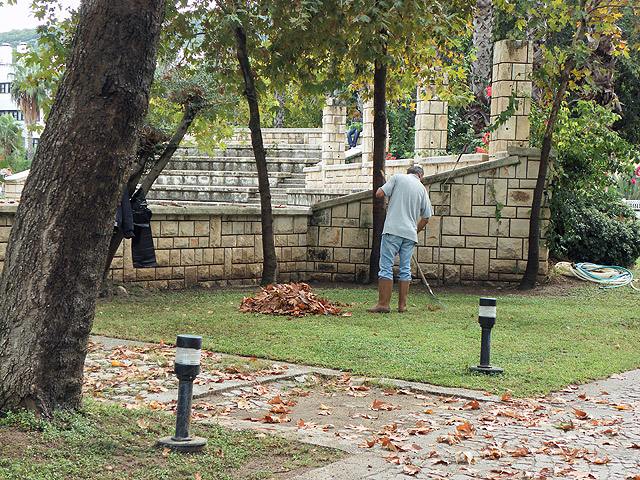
[381,173,432,243]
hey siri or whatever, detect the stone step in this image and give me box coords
[178,144,321,160]
[155,170,290,188]
[148,185,257,203]
[167,158,318,174]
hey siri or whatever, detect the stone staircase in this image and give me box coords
[149,143,320,205]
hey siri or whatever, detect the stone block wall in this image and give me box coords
[230,128,322,146]
[0,148,549,287]
[108,206,311,288]
[307,148,549,284]
[489,40,533,155]
[415,87,448,158]
[322,97,347,165]
[304,154,488,191]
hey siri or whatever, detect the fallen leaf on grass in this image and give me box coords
[110,360,130,368]
[240,283,345,316]
[501,392,512,402]
[161,448,171,457]
[614,404,632,411]
[136,418,149,430]
[588,455,610,465]
[194,473,202,480]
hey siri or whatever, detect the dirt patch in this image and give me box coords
[0,429,38,458]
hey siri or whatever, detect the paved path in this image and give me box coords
[86,336,640,480]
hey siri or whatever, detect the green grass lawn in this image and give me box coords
[94,279,640,397]
[0,401,338,480]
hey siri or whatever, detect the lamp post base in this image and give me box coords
[469,365,503,375]
[157,436,207,453]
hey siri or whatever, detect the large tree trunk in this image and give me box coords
[235,25,278,285]
[0,0,165,416]
[101,104,201,285]
[369,59,387,283]
[468,0,494,133]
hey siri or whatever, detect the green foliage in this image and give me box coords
[260,86,324,128]
[548,189,640,267]
[614,11,640,144]
[532,100,639,192]
[540,100,640,266]
[0,114,27,173]
[446,106,482,154]
[387,97,415,158]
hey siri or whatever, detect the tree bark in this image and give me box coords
[369,59,387,283]
[468,0,494,133]
[235,25,278,285]
[0,0,165,416]
[101,104,202,286]
[274,90,286,128]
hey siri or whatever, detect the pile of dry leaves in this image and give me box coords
[240,282,346,317]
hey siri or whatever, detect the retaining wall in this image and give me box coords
[0,148,548,287]
[230,128,322,146]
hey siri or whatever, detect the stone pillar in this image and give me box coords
[414,86,448,159]
[489,40,533,155]
[361,98,374,164]
[321,97,346,165]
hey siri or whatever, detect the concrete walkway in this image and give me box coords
[87,336,640,479]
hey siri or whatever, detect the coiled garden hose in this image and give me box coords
[555,261,640,291]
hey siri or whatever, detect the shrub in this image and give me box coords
[548,190,640,267]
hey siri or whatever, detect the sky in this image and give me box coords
[0,0,79,33]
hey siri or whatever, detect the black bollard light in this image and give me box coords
[469,298,503,374]
[157,334,207,452]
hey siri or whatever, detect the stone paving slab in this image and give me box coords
[85,336,640,480]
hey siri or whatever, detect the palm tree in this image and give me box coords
[10,61,47,160]
[0,114,25,169]
[468,0,495,133]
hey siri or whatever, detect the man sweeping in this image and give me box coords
[368,165,432,313]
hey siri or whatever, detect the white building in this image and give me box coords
[0,42,40,150]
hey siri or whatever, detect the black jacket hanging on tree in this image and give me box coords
[115,186,135,239]
[131,190,157,268]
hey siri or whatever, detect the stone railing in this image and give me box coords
[304,153,489,191]
[0,148,549,287]
[230,128,322,146]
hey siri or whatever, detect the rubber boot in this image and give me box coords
[367,278,393,313]
[398,280,410,313]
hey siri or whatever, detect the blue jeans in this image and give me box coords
[347,128,360,148]
[378,233,415,281]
